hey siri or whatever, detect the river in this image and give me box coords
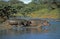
[0,19,60,39]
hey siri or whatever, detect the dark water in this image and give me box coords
[0,20,60,39]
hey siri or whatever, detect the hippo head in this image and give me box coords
[21,21,31,27]
[42,20,50,26]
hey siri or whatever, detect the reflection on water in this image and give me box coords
[0,21,60,39]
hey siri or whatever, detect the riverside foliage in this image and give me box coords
[0,0,60,19]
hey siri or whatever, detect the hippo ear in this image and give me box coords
[30,21,32,24]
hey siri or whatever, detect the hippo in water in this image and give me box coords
[7,19,50,30]
[29,19,50,32]
[20,21,31,27]
[20,19,50,27]
[29,19,50,27]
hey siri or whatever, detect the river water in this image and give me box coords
[0,20,60,39]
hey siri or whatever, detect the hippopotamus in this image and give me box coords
[8,20,18,25]
[29,19,50,32]
[29,19,50,26]
[8,19,27,25]
[20,21,31,27]
[20,19,50,27]
[8,19,31,26]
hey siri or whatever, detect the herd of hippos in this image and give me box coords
[7,19,50,28]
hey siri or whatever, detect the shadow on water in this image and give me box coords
[0,20,60,39]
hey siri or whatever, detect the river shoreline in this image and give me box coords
[0,18,60,31]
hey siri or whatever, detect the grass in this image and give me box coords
[14,8,60,19]
[27,8,59,18]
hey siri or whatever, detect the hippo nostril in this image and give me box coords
[48,23,51,26]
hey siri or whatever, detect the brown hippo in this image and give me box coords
[20,21,31,27]
[29,19,50,32]
[8,19,28,26]
[29,19,43,27]
[29,19,50,27]
[8,20,18,25]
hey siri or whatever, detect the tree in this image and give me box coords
[0,6,17,20]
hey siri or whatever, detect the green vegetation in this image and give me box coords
[0,0,60,22]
